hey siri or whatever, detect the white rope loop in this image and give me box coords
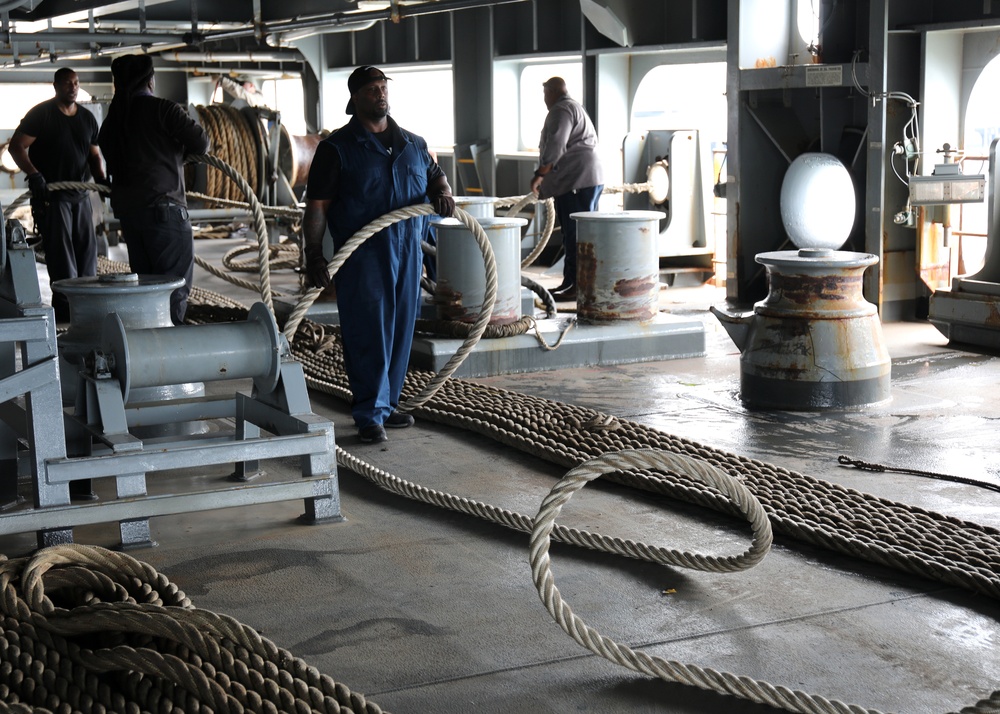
[526,449,886,714]
[283,204,497,410]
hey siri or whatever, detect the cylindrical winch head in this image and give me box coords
[571,210,664,324]
[433,216,526,325]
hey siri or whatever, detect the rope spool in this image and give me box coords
[192,104,262,202]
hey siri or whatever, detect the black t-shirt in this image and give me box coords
[16,98,99,199]
[98,94,210,211]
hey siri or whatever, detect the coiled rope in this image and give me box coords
[529,449,865,714]
[186,153,272,313]
[193,104,260,202]
[0,155,275,314]
[0,543,388,714]
[10,181,997,711]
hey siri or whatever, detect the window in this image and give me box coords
[796,0,821,51]
[262,78,306,135]
[379,67,454,150]
[519,63,582,151]
[957,55,1000,275]
[631,63,726,143]
[0,84,92,130]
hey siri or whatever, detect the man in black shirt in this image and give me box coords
[99,54,210,324]
[10,67,107,321]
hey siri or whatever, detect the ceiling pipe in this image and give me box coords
[161,50,301,63]
[198,0,529,44]
[268,20,378,45]
[2,30,184,44]
[0,41,188,69]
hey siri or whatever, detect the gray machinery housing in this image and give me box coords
[0,208,341,550]
[622,129,715,283]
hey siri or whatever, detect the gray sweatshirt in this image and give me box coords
[537,95,604,200]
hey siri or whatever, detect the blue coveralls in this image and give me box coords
[323,117,432,429]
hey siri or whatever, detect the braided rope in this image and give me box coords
[0,158,275,313]
[186,190,304,219]
[281,327,1000,606]
[2,181,110,219]
[185,153,273,313]
[223,241,300,273]
[193,254,284,297]
[194,105,259,203]
[528,449,885,714]
[521,273,557,318]
[282,204,497,411]
[281,335,1000,713]
[502,194,556,269]
[0,544,388,714]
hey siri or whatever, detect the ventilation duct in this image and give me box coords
[579,0,634,47]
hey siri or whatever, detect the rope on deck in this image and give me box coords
[0,544,388,714]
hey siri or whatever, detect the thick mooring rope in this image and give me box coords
[186,153,272,313]
[0,156,275,313]
[286,323,1000,603]
[0,544,388,714]
[194,104,260,202]
[530,450,873,714]
[282,204,498,411]
[283,324,1000,714]
[1,181,110,219]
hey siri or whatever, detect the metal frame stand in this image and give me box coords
[0,218,73,545]
[0,213,341,549]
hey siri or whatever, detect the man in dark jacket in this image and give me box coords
[98,54,210,324]
[302,66,455,444]
[10,67,106,321]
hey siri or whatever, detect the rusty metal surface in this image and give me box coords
[433,217,526,325]
[279,130,322,188]
[574,211,663,324]
[722,249,890,408]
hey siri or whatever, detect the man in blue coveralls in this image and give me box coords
[302,66,455,444]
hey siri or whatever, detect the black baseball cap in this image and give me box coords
[345,65,391,114]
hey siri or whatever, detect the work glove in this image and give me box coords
[27,172,47,201]
[304,242,331,290]
[95,175,112,194]
[27,173,48,233]
[429,191,455,218]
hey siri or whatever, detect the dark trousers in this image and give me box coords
[118,202,194,325]
[335,228,423,430]
[553,184,603,287]
[37,196,97,320]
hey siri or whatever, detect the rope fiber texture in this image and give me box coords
[529,449,889,714]
[282,321,1000,603]
[282,204,498,412]
[256,313,1000,714]
[0,544,388,714]
[5,184,998,712]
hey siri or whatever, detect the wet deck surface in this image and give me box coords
[2,235,998,713]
